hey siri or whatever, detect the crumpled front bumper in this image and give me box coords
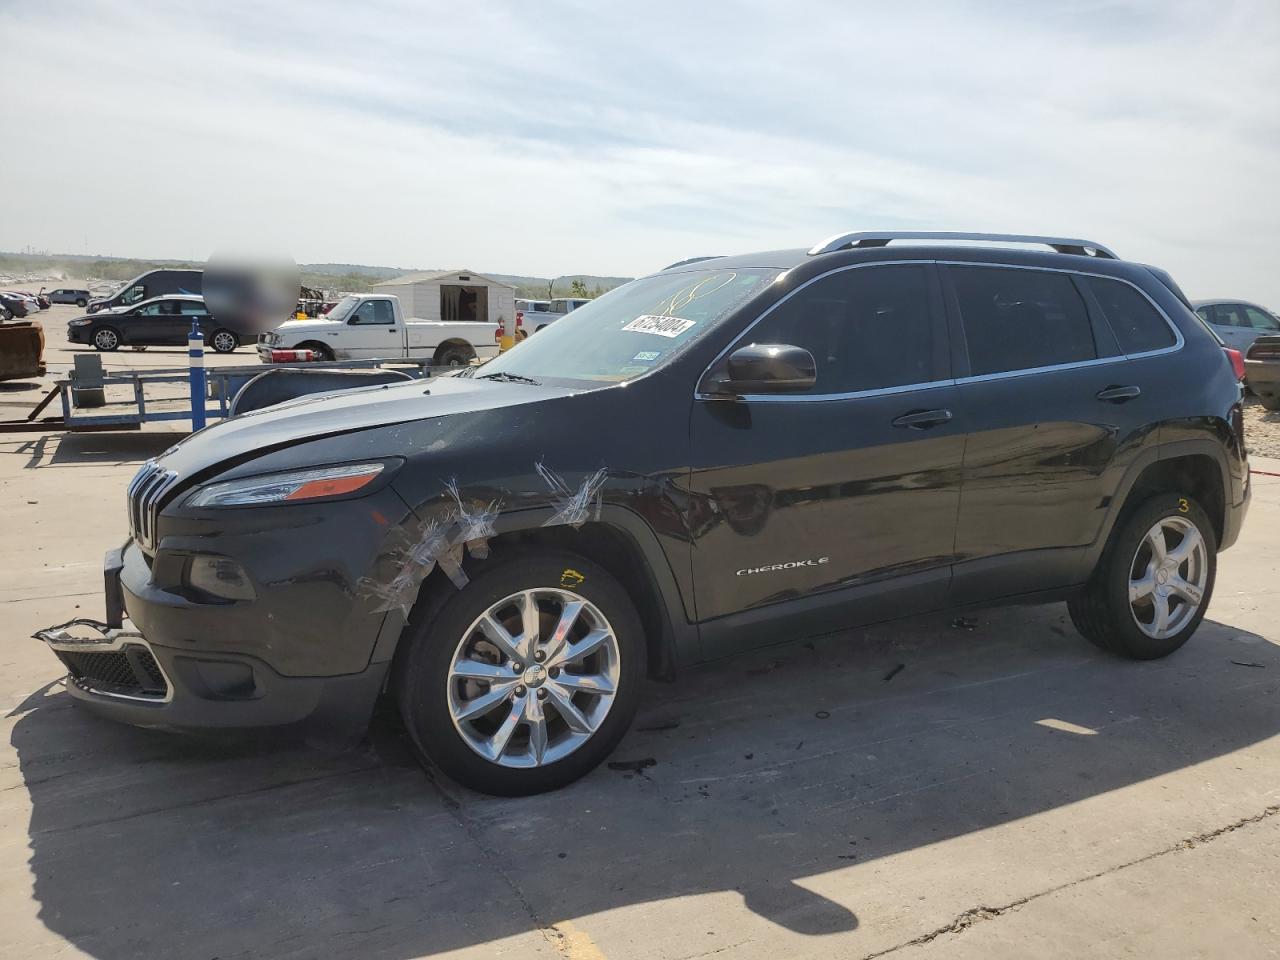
[33,545,392,740]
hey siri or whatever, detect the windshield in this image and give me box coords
[481,268,779,384]
[325,295,360,322]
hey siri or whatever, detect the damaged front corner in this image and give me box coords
[359,480,506,611]
[444,478,500,561]
[358,517,452,615]
[536,461,607,529]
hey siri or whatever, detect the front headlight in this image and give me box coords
[68,318,91,326]
[187,462,386,508]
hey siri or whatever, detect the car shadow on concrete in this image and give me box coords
[11,604,1280,958]
[20,432,181,468]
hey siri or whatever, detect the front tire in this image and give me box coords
[209,329,239,354]
[1068,493,1217,659]
[396,549,646,795]
[295,341,333,361]
[92,326,121,351]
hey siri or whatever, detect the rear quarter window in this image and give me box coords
[1087,277,1176,354]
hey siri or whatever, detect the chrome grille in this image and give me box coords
[126,461,179,552]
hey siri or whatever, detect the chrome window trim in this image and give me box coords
[694,259,1184,403]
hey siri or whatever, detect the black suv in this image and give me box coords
[40,232,1249,795]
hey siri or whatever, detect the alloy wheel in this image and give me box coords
[94,328,118,350]
[212,331,237,353]
[1128,515,1207,639]
[447,588,620,768]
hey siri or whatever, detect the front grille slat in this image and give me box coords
[126,461,178,552]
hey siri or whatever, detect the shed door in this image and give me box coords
[440,285,488,324]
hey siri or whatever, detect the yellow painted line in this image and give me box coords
[552,919,608,960]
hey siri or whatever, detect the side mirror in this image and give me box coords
[715,343,817,395]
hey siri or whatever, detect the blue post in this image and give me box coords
[188,320,207,430]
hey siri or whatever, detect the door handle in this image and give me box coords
[1096,385,1141,403]
[892,408,953,429]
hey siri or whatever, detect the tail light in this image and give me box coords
[515,310,524,328]
[1224,348,1246,381]
[1246,340,1280,361]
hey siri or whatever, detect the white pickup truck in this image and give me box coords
[257,294,499,366]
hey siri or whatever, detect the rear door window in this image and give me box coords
[736,264,944,394]
[1244,307,1280,332]
[1210,304,1248,328]
[950,266,1095,376]
[1087,277,1176,354]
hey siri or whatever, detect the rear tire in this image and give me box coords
[75,298,87,307]
[396,549,646,795]
[92,326,121,351]
[1258,393,1280,412]
[1068,493,1216,659]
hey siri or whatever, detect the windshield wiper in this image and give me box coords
[476,371,541,385]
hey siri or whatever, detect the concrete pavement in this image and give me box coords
[0,380,1278,957]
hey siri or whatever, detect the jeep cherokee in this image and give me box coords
[38,231,1250,795]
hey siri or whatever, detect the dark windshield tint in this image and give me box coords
[480,268,780,384]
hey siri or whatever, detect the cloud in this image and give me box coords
[1,0,1277,302]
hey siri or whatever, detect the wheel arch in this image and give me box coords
[292,339,333,360]
[1087,441,1230,576]
[433,339,476,364]
[380,505,697,682]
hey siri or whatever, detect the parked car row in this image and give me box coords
[0,289,49,319]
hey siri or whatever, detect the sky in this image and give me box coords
[1,0,1278,302]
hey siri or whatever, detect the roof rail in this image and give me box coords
[662,255,724,270]
[807,231,1119,260]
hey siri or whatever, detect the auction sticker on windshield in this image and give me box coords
[622,315,696,338]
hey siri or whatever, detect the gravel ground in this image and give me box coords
[1244,395,1280,459]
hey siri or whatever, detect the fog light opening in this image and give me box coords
[187,556,256,601]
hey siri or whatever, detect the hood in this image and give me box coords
[271,317,338,334]
[155,373,575,478]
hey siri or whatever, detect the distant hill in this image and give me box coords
[0,252,631,298]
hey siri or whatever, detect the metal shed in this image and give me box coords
[372,269,516,328]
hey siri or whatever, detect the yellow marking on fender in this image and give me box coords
[552,919,608,960]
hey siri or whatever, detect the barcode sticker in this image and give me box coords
[621,315,696,338]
